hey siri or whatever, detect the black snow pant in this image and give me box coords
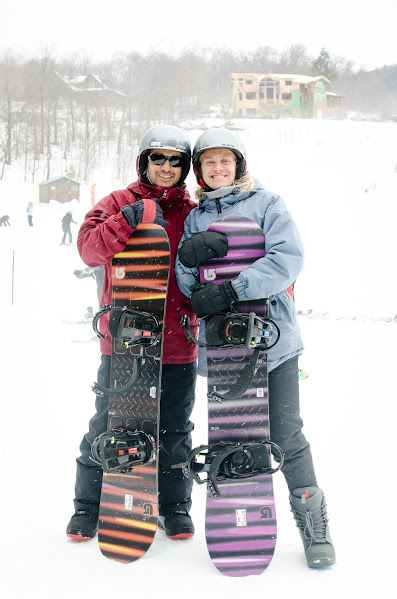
[268,355,317,492]
[269,356,317,491]
[73,355,197,518]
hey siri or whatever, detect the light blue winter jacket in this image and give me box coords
[175,178,304,375]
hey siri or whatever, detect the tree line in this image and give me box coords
[0,44,396,183]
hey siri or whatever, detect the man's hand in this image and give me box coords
[178,231,228,268]
[121,200,169,228]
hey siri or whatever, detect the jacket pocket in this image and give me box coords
[269,290,296,323]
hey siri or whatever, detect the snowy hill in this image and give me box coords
[0,117,396,597]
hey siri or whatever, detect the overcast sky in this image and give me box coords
[3,0,396,70]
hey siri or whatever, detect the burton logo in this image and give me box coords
[115,266,125,279]
[143,503,153,517]
[260,506,273,519]
[203,268,216,281]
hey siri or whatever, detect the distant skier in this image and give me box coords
[0,214,11,226]
[61,211,77,245]
[27,203,33,226]
[365,180,376,193]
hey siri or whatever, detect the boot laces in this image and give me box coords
[291,502,329,547]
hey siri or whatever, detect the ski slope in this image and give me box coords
[0,117,396,598]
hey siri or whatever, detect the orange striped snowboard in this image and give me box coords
[98,221,170,563]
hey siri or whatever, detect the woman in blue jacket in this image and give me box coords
[175,128,335,568]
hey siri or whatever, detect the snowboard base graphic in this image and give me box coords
[199,215,278,577]
[95,222,170,563]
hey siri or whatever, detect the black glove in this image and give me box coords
[178,231,228,268]
[189,281,238,318]
[121,200,169,228]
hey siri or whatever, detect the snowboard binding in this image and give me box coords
[91,305,163,396]
[173,440,284,498]
[91,428,156,473]
[93,304,162,350]
[181,312,280,401]
[181,311,279,352]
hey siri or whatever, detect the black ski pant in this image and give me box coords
[73,355,197,518]
[268,355,317,492]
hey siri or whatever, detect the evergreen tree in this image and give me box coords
[311,47,336,82]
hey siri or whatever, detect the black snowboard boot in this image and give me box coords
[158,510,194,539]
[289,486,336,568]
[66,510,98,541]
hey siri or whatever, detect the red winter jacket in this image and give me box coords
[77,179,199,364]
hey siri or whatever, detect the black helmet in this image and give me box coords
[192,128,247,189]
[136,124,191,187]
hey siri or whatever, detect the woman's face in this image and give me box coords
[200,148,237,189]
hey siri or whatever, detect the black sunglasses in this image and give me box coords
[148,153,183,168]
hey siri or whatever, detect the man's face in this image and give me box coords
[200,148,237,189]
[147,149,183,187]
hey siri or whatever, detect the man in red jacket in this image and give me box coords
[67,125,199,541]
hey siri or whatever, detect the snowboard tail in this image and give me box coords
[97,223,170,563]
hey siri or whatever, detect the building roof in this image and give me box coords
[38,176,80,186]
[54,71,126,97]
[326,91,343,97]
[259,73,331,85]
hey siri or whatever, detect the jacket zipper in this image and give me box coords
[215,198,222,214]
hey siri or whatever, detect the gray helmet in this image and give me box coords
[137,124,191,186]
[192,128,247,189]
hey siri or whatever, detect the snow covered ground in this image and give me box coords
[0,118,396,597]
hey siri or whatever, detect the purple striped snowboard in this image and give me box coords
[199,215,276,577]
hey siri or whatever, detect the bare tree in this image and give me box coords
[248,45,280,73]
[0,45,395,184]
[0,51,22,165]
[279,44,312,74]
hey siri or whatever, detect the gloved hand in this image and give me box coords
[121,199,169,228]
[189,280,238,318]
[178,231,228,268]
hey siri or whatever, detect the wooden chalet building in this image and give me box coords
[231,73,346,119]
